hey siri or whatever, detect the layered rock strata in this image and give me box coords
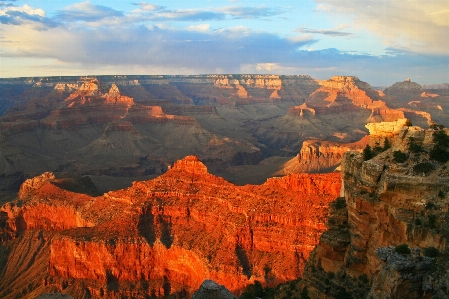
[0,156,341,298]
[300,124,449,298]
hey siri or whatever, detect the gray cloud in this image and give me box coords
[297,27,352,37]
[0,6,57,28]
[56,2,123,22]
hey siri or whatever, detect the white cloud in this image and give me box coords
[0,4,45,17]
[132,3,164,12]
[185,24,210,32]
[315,0,449,55]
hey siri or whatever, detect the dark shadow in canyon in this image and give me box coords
[235,244,252,279]
[138,206,156,246]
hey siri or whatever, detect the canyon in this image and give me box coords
[1,74,449,298]
[0,156,340,298]
[3,75,448,192]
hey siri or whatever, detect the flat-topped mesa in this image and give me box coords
[318,76,361,90]
[171,155,208,175]
[214,74,282,90]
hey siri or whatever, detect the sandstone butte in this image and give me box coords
[0,156,341,298]
[299,123,449,299]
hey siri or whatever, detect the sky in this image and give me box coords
[0,0,448,85]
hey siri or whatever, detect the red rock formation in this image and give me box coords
[286,137,370,173]
[0,156,341,298]
[306,76,382,114]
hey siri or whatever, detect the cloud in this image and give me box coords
[315,0,449,55]
[217,6,284,19]
[297,25,352,37]
[0,23,315,74]
[128,4,284,23]
[0,3,57,28]
[146,9,225,22]
[56,1,123,22]
[132,2,164,12]
[185,24,210,32]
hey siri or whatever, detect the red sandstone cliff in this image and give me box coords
[280,137,370,174]
[0,156,341,298]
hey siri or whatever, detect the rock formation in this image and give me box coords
[299,123,449,298]
[281,136,370,174]
[192,280,238,299]
[0,156,341,298]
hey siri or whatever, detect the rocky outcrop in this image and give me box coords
[283,137,370,173]
[300,125,449,299]
[40,80,134,129]
[288,103,316,117]
[368,247,434,299]
[0,156,341,298]
[192,280,238,299]
[306,76,382,114]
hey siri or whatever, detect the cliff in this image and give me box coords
[0,156,341,298]
[300,124,449,299]
[280,137,370,174]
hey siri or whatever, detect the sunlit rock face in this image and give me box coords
[0,156,341,298]
[286,137,370,173]
[300,125,449,299]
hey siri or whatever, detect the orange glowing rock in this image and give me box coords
[0,156,341,297]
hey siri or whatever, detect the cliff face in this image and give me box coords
[282,137,370,174]
[301,124,449,299]
[0,156,341,298]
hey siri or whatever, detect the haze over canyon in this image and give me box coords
[1,74,449,299]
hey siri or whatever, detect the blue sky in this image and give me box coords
[1,0,448,85]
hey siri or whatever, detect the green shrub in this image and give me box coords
[393,150,408,163]
[430,145,449,163]
[430,122,444,130]
[415,218,421,225]
[433,129,449,147]
[240,281,264,299]
[300,287,311,299]
[335,288,353,299]
[358,274,369,284]
[426,202,436,209]
[327,272,335,280]
[383,138,391,151]
[423,247,439,258]
[363,145,375,161]
[413,162,434,174]
[405,119,413,126]
[438,190,445,198]
[408,137,424,153]
[335,198,346,209]
[428,215,437,229]
[395,244,411,255]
